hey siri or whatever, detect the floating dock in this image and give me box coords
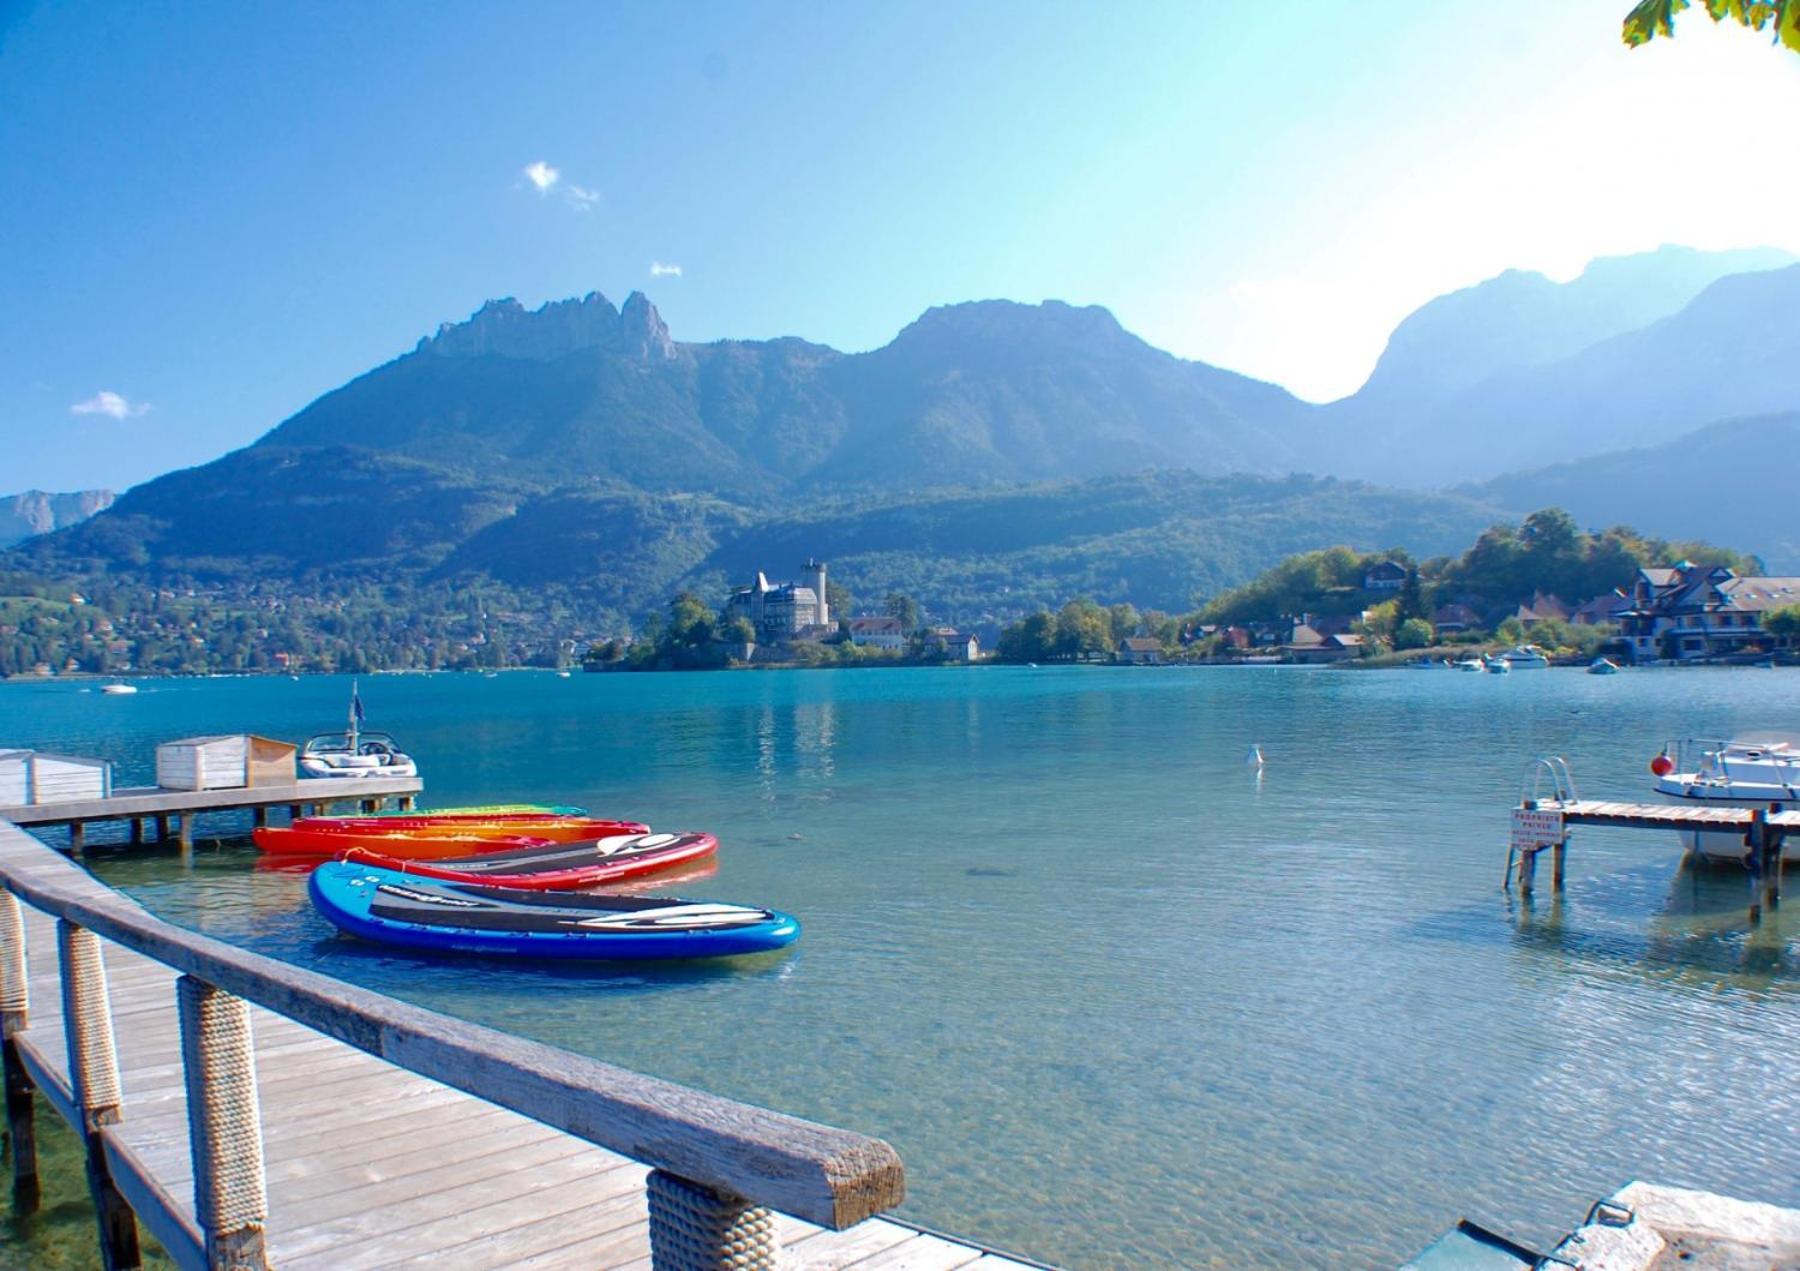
[0,774,423,851]
[0,818,1049,1270]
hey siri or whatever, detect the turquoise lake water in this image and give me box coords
[3,666,1798,1269]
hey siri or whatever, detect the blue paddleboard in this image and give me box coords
[308,862,800,960]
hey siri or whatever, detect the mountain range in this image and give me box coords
[0,489,114,549]
[8,242,1800,623]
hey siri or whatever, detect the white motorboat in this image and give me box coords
[1500,645,1550,669]
[1454,657,1486,673]
[1587,657,1620,675]
[1485,655,1510,674]
[298,682,418,780]
[1651,736,1800,862]
[100,681,138,695]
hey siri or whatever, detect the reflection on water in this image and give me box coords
[3,666,1799,1269]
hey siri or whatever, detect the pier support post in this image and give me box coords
[399,795,415,812]
[646,1169,777,1271]
[129,819,143,846]
[57,920,141,1271]
[69,822,85,856]
[1518,847,1538,897]
[154,816,170,843]
[0,892,38,1212]
[1551,840,1566,892]
[288,805,302,823]
[251,807,267,829]
[177,976,270,1271]
[178,815,194,860]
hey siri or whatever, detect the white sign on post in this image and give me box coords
[1511,807,1565,851]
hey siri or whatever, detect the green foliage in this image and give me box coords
[883,592,921,634]
[1395,617,1435,650]
[1196,546,1403,625]
[1624,0,1800,55]
[1763,604,1800,636]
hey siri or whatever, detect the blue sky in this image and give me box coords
[3,1,1798,492]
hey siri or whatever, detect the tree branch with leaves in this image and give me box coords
[1623,0,1800,55]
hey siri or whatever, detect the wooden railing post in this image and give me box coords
[177,975,269,1271]
[647,1169,779,1270]
[0,890,38,1210]
[58,919,141,1271]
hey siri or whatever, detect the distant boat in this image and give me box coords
[557,669,572,678]
[1454,657,1486,673]
[1500,645,1550,670]
[100,681,138,695]
[1587,657,1621,675]
[1485,655,1510,674]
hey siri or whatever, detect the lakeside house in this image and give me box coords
[1431,602,1481,634]
[724,559,832,647]
[847,616,905,650]
[923,628,981,662]
[1362,560,1407,591]
[1617,562,1800,661]
[1513,591,1571,626]
[1119,636,1162,665]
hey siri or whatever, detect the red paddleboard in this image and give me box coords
[290,816,649,844]
[330,832,719,890]
[254,827,563,859]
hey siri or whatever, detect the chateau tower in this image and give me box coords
[804,558,829,628]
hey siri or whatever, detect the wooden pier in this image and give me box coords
[0,774,422,853]
[1509,790,1789,921]
[0,819,1048,1270]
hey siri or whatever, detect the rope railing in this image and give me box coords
[0,820,905,1270]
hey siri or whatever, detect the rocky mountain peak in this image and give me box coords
[620,291,675,360]
[414,290,679,362]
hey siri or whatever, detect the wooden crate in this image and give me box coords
[0,751,29,806]
[246,735,296,786]
[25,753,112,805]
[156,735,250,791]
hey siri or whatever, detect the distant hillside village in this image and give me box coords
[990,510,1800,667]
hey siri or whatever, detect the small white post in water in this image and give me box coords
[1245,744,1264,767]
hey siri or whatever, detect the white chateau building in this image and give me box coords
[725,559,832,644]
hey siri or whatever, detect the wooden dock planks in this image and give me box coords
[0,774,422,829]
[5,865,1047,1270]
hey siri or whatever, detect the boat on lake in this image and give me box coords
[1454,656,1486,672]
[100,681,137,695]
[1651,736,1800,863]
[1588,657,1621,675]
[299,681,419,779]
[1499,645,1549,669]
[1485,655,1511,674]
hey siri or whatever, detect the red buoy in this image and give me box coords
[1650,752,1674,777]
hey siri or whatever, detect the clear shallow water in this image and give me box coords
[4,666,1799,1269]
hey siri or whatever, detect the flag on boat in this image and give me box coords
[350,681,366,726]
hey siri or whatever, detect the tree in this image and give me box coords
[722,616,756,645]
[1054,598,1114,661]
[884,592,921,635]
[664,592,715,647]
[1764,604,1800,638]
[997,611,1057,663]
[1395,618,1434,650]
[1397,568,1425,625]
[1624,0,1800,56]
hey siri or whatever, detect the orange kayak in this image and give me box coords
[288,816,650,844]
[253,827,562,859]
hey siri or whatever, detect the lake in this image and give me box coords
[3,665,1797,1268]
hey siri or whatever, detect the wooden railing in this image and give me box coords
[0,822,905,1270]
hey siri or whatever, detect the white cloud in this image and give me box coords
[566,184,600,210]
[650,261,683,278]
[70,391,150,420]
[523,160,560,193]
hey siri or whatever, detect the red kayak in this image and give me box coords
[329,831,720,890]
